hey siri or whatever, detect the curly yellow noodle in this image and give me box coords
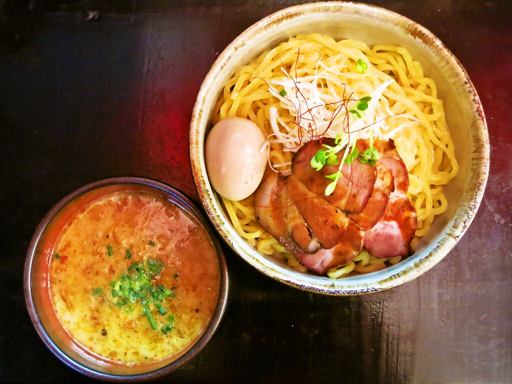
[213,34,458,277]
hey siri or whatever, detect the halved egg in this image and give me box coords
[205,117,267,201]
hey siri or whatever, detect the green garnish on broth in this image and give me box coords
[161,315,175,334]
[148,240,156,247]
[109,259,176,334]
[91,287,104,296]
[106,244,113,257]
[279,89,287,97]
[142,303,158,330]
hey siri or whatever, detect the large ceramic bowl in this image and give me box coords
[189,2,489,295]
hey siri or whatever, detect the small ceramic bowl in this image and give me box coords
[189,2,489,295]
[24,177,229,381]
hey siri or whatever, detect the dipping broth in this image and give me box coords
[47,186,220,366]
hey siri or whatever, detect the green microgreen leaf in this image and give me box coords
[349,109,362,119]
[325,172,339,181]
[326,153,338,166]
[279,89,287,97]
[359,146,380,166]
[357,102,368,111]
[356,59,368,74]
[356,96,371,112]
[344,146,360,165]
[310,149,327,171]
[106,244,113,257]
[335,131,343,145]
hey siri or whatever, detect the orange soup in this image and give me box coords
[48,186,220,365]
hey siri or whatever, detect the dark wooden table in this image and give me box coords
[1,1,511,383]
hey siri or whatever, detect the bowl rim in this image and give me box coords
[189,1,489,295]
[23,176,229,381]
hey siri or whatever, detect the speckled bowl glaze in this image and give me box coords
[190,2,489,295]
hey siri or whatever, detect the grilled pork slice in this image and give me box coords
[363,196,417,258]
[255,138,417,273]
[378,148,409,193]
[295,222,363,274]
[254,171,319,253]
[286,175,349,249]
[360,138,417,258]
[350,162,393,230]
[292,140,376,213]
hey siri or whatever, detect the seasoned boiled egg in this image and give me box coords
[206,117,267,201]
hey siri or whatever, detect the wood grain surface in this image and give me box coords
[1,1,511,383]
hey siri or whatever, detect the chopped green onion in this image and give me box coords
[109,258,174,331]
[356,59,368,74]
[106,244,113,257]
[142,304,157,330]
[155,303,167,315]
[161,314,175,334]
[147,259,163,275]
[279,89,287,97]
[125,249,132,259]
[91,287,103,296]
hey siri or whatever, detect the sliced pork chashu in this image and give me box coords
[292,140,376,213]
[254,171,319,253]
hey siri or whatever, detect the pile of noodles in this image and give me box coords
[211,34,458,278]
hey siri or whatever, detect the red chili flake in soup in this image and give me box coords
[49,188,220,365]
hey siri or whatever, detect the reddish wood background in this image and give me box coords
[1,1,511,383]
